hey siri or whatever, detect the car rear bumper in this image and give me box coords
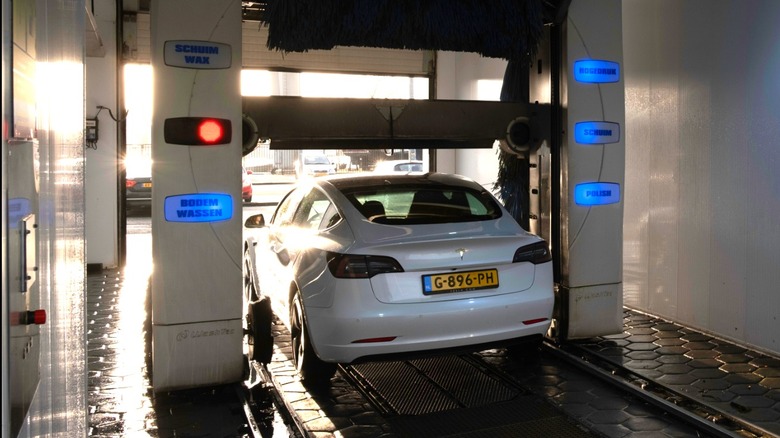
[304,277,554,363]
[126,196,151,207]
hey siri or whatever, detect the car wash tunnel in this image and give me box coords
[4,0,780,438]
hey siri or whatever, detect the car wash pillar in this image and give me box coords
[555,0,625,339]
[150,0,243,391]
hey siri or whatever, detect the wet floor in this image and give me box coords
[87,222,290,437]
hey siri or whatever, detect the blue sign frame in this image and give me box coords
[574,60,620,83]
[164,193,233,223]
[574,182,621,206]
[574,121,621,145]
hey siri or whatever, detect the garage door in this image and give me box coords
[123,13,433,76]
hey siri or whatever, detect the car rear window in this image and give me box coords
[341,185,502,225]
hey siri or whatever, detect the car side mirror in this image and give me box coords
[245,214,266,228]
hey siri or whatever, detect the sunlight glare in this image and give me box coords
[113,233,153,420]
[36,62,84,134]
[124,64,153,146]
[476,79,503,101]
[301,72,428,99]
[241,70,274,96]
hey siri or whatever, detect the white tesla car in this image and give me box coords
[243,172,553,387]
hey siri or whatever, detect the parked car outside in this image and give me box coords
[242,172,553,387]
[373,159,424,173]
[294,153,335,178]
[242,167,253,203]
[126,175,152,212]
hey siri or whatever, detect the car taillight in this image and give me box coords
[327,252,404,278]
[126,179,137,188]
[513,241,552,264]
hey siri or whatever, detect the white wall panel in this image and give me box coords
[623,0,780,354]
[435,51,507,179]
[4,1,88,436]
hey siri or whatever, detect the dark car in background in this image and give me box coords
[126,176,152,212]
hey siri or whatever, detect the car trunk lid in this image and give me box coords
[357,223,540,304]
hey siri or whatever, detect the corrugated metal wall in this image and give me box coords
[4,1,89,436]
[622,0,780,355]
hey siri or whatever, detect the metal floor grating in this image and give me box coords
[387,398,594,437]
[347,355,595,436]
[348,355,521,416]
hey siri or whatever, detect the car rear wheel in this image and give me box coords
[244,249,273,363]
[243,248,258,302]
[247,298,273,364]
[290,291,336,388]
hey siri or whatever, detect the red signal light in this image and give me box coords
[164,117,232,145]
[32,310,47,325]
[197,119,225,144]
[18,309,47,325]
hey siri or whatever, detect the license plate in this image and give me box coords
[142,182,152,188]
[422,269,499,295]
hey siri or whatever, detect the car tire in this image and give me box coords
[243,248,259,302]
[247,298,274,364]
[290,291,336,388]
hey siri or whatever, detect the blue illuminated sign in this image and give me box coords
[164,193,233,223]
[575,183,621,206]
[574,121,620,145]
[574,60,620,83]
